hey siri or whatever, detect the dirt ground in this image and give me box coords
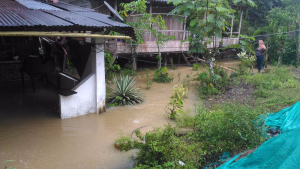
[204,79,256,108]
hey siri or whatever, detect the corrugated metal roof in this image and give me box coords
[15,0,62,10]
[45,10,110,27]
[0,0,135,38]
[0,0,28,9]
[74,12,129,27]
[0,8,72,27]
[46,1,94,12]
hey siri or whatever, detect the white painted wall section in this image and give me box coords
[60,33,106,119]
[94,37,106,113]
[60,74,97,119]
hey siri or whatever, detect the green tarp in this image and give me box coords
[218,101,300,169]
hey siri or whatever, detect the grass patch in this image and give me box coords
[242,67,300,111]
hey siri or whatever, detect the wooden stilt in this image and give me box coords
[177,54,180,64]
[164,55,167,67]
[182,53,191,66]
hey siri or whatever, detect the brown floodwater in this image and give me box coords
[0,61,240,169]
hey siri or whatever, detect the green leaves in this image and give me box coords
[190,19,197,27]
[107,75,143,105]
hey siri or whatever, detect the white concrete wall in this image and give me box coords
[60,33,106,119]
[60,74,96,119]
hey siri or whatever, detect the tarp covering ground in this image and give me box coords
[218,101,300,169]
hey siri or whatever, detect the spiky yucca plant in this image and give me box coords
[107,75,143,105]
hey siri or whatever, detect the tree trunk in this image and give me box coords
[208,58,216,86]
[158,46,162,70]
[278,39,285,67]
[131,45,137,71]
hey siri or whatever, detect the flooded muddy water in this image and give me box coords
[0,61,240,169]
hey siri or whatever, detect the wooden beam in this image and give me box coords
[238,10,243,36]
[265,35,270,68]
[182,54,191,66]
[230,13,234,37]
[0,32,132,39]
[193,57,236,72]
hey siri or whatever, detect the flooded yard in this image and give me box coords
[0,65,203,169]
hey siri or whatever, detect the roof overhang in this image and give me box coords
[0,31,132,39]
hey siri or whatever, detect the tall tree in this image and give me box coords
[169,0,255,85]
[120,0,174,70]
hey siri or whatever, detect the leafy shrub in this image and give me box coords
[115,136,133,151]
[195,66,229,97]
[141,69,153,89]
[107,75,143,105]
[193,63,199,71]
[153,67,174,83]
[167,85,186,119]
[237,52,256,75]
[133,104,267,168]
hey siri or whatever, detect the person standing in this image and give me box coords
[255,40,266,73]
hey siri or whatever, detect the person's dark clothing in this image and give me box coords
[257,55,264,71]
[256,47,266,71]
[255,48,266,56]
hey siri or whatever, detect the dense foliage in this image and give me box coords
[153,67,174,83]
[132,104,266,168]
[195,66,229,97]
[107,75,143,105]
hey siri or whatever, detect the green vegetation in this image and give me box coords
[153,67,174,83]
[141,69,153,89]
[106,75,143,106]
[104,51,137,79]
[242,67,300,111]
[167,85,186,119]
[132,104,266,168]
[193,63,199,71]
[195,66,229,97]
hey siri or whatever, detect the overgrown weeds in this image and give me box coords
[195,66,229,98]
[141,69,153,89]
[153,67,174,83]
[132,103,267,168]
[242,67,300,111]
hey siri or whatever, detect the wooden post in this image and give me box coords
[230,13,234,37]
[114,0,117,10]
[164,55,167,67]
[265,35,269,68]
[238,10,243,36]
[183,16,187,40]
[177,54,180,64]
[149,2,152,41]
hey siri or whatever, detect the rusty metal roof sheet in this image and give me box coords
[0,8,72,27]
[46,1,94,12]
[15,0,62,10]
[0,0,28,9]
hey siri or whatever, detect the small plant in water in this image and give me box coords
[193,63,199,71]
[153,67,174,83]
[142,69,153,89]
[167,84,186,119]
[107,75,143,105]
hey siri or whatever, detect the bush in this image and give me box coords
[153,67,174,83]
[133,104,267,168]
[106,75,143,105]
[193,63,199,71]
[141,69,153,89]
[195,66,229,97]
